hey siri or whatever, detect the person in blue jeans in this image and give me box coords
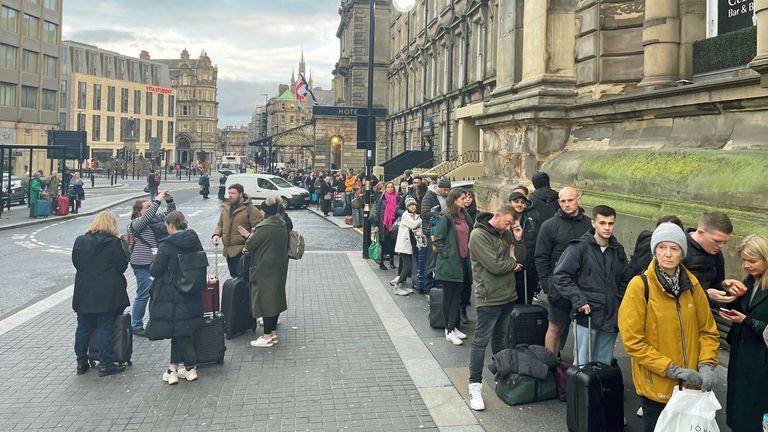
[127,191,175,336]
[553,205,632,366]
[72,211,129,376]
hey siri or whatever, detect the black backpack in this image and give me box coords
[174,251,209,294]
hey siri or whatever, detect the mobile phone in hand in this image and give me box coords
[719,307,733,314]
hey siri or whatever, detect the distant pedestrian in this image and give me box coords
[719,234,768,432]
[433,188,474,346]
[127,191,176,337]
[528,171,559,222]
[47,170,60,214]
[146,169,160,201]
[372,181,399,271]
[198,173,210,199]
[71,211,129,377]
[618,223,719,432]
[146,211,205,385]
[29,171,42,208]
[319,176,334,217]
[420,177,451,291]
[508,190,541,304]
[69,173,85,214]
[243,196,289,348]
[390,196,422,296]
[212,184,263,278]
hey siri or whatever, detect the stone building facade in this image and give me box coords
[155,49,218,169]
[388,0,768,236]
[0,0,62,176]
[218,125,248,157]
[60,42,176,167]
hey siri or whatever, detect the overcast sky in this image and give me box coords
[62,0,340,127]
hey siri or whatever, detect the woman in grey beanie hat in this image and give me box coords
[618,222,720,431]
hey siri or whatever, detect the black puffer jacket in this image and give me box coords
[683,229,725,291]
[529,172,559,222]
[72,232,129,314]
[420,189,441,232]
[534,208,592,296]
[520,207,542,268]
[553,231,632,332]
[629,230,653,275]
[146,229,205,340]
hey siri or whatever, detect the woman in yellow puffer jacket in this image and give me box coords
[618,223,720,432]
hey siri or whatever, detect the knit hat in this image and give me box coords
[405,196,417,207]
[531,171,550,188]
[651,223,688,258]
[437,176,451,189]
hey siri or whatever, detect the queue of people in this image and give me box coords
[372,171,766,431]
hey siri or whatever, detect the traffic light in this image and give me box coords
[116,148,125,159]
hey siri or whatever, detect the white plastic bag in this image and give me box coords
[654,387,721,432]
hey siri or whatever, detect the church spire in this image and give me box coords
[299,46,306,76]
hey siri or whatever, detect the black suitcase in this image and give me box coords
[194,313,226,365]
[222,277,258,339]
[507,271,548,348]
[88,312,133,366]
[428,287,445,328]
[566,316,624,432]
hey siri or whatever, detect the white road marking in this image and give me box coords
[11,234,26,240]
[15,241,40,249]
[0,284,74,337]
[44,249,71,255]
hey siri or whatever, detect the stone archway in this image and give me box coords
[176,135,191,164]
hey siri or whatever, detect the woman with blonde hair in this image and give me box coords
[720,234,768,432]
[72,211,129,377]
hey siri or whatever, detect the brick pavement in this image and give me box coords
[0,251,438,431]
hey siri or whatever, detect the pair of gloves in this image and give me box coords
[666,363,716,391]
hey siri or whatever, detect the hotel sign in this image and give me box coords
[146,85,174,94]
[312,105,387,118]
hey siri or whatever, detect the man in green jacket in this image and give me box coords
[467,203,525,411]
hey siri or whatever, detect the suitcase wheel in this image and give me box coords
[127,360,132,366]
[216,358,224,365]
[89,360,97,367]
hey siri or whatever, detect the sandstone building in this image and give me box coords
[386,0,768,237]
[155,49,218,169]
[59,42,176,167]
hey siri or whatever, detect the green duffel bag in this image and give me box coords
[495,372,558,406]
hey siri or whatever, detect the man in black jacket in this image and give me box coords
[553,205,632,365]
[534,187,592,357]
[528,171,559,222]
[509,191,540,304]
[420,177,451,292]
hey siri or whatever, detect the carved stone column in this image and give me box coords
[638,0,680,88]
[750,0,768,85]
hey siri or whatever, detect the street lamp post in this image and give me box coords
[363,0,415,259]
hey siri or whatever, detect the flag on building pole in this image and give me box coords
[295,72,317,112]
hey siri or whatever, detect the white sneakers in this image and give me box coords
[389,277,400,286]
[468,383,485,411]
[162,370,179,385]
[453,328,468,340]
[445,329,463,345]
[394,286,410,296]
[177,367,198,382]
[250,335,275,347]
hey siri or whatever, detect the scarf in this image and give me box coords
[382,192,398,231]
[655,264,682,298]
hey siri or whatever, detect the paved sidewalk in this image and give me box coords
[0,251,438,431]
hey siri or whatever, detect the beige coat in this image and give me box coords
[212,194,264,257]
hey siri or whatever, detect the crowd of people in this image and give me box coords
[366,170,767,432]
[28,168,86,216]
[71,184,292,386]
[68,166,768,431]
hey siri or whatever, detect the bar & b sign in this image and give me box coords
[719,0,755,35]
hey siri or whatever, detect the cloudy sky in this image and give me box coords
[62,0,340,127]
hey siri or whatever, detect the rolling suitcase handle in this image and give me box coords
[573,313,592,365]
[214,243,219,276]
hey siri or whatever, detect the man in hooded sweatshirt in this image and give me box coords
[466,203,525,411]
[529,171,560,222]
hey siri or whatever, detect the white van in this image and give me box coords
[225,173,310,209]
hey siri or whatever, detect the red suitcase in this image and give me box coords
[202,246,220,316]
[57,195,70,216]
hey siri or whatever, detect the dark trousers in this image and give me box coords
[321,199,332,215]
[469,302,515,383]
[74,311,116,368]
[424,240,437,290]
[226,253,242,278]
[170,335,197,367]
[397,253,413,284]
[263,314,280,333]
[641,397,665,432]
[379,230,395,264]
[441,259,471,331]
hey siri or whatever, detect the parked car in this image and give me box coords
[1,175,27,206]
[225,173,310,209]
